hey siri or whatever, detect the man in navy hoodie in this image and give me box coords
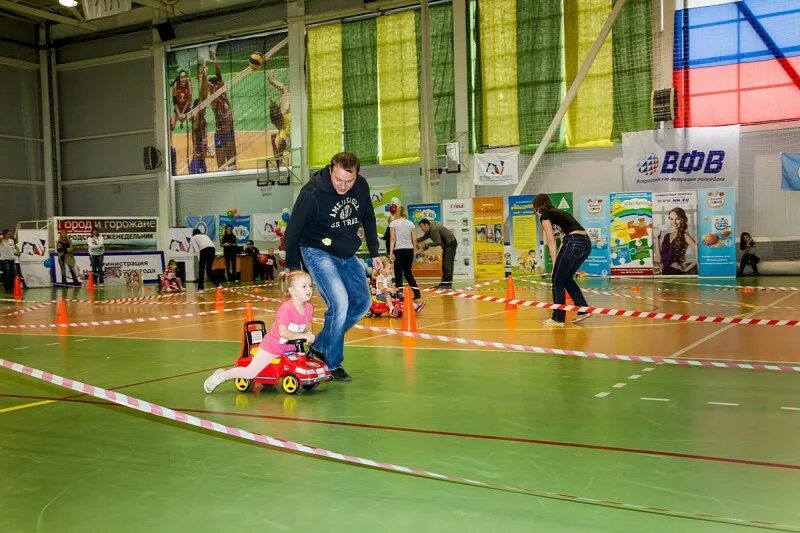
[284,152,383,382]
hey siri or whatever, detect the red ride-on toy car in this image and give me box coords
[365,293,402,317]
[233,320,331,394]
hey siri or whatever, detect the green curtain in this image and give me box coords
[342,18,379,165]
[516,0,565,153]
[431,4,456,146]
[611,0,653,141]
[306,24,344,167]
[468,0,484,153]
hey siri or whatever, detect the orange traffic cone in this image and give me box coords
[13,276,23,300]
[56,298,68,326]
[401,286,417,332]
[505,275,517,310]
[215,286,224,302]
[564,292,575,321]
[87,272,95,291]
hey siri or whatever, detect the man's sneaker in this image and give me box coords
[330,367,352,382]
[413,301,426,313]
[542,318,566,328]
[203,369,225,393]
[310,347,327,363]
[572,313,592,324]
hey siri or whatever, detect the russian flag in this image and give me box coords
[674,0,800,127]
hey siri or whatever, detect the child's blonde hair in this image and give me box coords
[285,270,312,295]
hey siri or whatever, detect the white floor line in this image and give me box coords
[75,338,89,342]
[780,406,800,411]
[670,291,798,357]
[13,346,29,350]
[642,367,654,372]
[628,374,641,379]
[594,392,610,398]
[707,401,739,406]
[641,397,670,402]
[612,382,626,388]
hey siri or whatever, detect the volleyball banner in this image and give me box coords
[473,151,519,186]
[507,195,539,275]
[251,213,284,244]
[577,195,610,277]
[218,215,251,245]
[622,126,739,191]
[472,197,504,279]
[16,229,50,288]
[781,153,800,191]
[185,215,217,243]
[441,198,474,280]
[652,192,698,276]
[697,188,737,277]
[54,217,158,251]
[609,191,654,276]
[407,203,442,278]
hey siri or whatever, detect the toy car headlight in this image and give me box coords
[294,368,307,375]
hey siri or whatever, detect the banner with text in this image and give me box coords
[610,191,654,276]
[441,199,474,280]
[577,195,611,276]
[508,195,539,275]
[51,252,165,285]
[653,191,698,276]
[543,192,574,273]
[408,203,442,278]
[474,150,519,186]
[360,185,402,254]
[622,125,739,191]
[472,197,504,279]
[55,217,158,251]
[697,188,737,277]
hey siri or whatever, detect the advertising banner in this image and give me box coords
[407,203,442,278]
[360,185,402,254]
[51,252,165,285]
[441,198,474,280]
[622,125,739,190]
[54,217,158,250]
[251,213,285,244]
[781,153,800,191]
[165,228,195,282]
[474,150,519,186]
[472,197,505,279]
[697,188,737,277]
[17,229,50,288]
[508,195,539,275]
[218,215,251,245]
[185,215,218,243]
[577,195,611,277]
[609,191,654,276]
[543,192,574,273]
[653,191,698,276]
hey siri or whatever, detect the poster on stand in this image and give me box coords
[408,203,442,278]
[51,252,165,285]
[472,197,504,279]
[185,215,218,243]
[508,195,538,275]
[165,228,196,282]
[697,188,737,277]
[17,229,50,287]
[55,217,158,250]
[653,191,698,276]
[359,185,402,254]
[543,192,574,273]
[218,215,251,245]
[609,191,654,276]
[441,199,474,280]
[577,195,610,276]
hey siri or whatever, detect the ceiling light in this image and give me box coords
[59,0,79,7]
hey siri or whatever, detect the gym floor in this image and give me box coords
[1,277,799,532]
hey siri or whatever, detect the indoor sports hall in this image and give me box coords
[2,0,800,531]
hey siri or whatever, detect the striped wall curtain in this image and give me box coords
[306,24,344,167]
[342,18,379,165]
[611,0,653,140]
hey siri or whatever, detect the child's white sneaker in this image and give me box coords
[572,313,592,324]
[203,369,225,393]
[542,319,565,328]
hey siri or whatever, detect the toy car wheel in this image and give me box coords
[233,378,254,392]
[281,374,300,394]
[365,309,374,317]
[302,383,318,392]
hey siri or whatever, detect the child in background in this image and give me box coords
[159,259,183,293]
[204,271,315,393]
[374,259,399,317]
[263,247,277,281]
[244,240,262,280]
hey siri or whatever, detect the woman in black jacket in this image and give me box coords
[220,225,238,282]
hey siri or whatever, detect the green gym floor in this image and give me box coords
[1,278,799,532]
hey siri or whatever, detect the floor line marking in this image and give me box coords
[628,374,641,379]
[75,338,89,342]
[670,292,798,357]
[707,402,739,407]
[780,406,800,411]
[641,397,671,402]
[642,367,654,372]
[612,383,627,388]
[0,399,55,414]
[594,392,610,398]
[13,346,29,350]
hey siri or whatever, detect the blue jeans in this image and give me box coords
[301,247,371,370]
[551,234,591,322]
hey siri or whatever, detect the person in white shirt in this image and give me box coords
[389,206,422,300]
[0,229,15,292]
[190,229,220,291]
[87,229,105,285]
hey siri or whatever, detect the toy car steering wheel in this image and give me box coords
[287,338,308,354]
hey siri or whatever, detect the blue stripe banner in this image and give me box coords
[781,153,800,191]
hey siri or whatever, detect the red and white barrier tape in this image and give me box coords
[351,323,800,373]
[434,288,800,327]
[1,358,794,531]
[0,306,252,330]
[519,274,800,293]
[0,301,54,318]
